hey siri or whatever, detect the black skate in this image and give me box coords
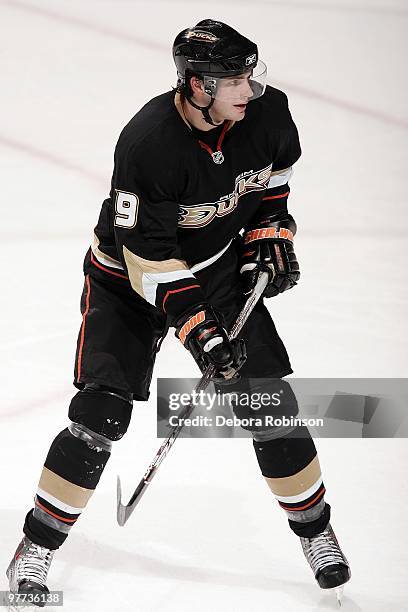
[300,523,351,606]
[6,536,55,609]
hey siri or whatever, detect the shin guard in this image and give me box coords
[253,425,330,537]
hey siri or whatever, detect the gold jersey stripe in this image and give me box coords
[92,233,124,269]
[123,245,190,300]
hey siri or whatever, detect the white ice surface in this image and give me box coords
[0,1,407,610]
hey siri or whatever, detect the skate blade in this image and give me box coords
[334,585,344,607]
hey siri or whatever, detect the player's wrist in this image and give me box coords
[243,212,297,246]
[161,284,207,324]
[240,213,300,298]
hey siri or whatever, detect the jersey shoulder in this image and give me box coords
[248,85,301,169]
[253,85,294,128]
[115,91,185,161]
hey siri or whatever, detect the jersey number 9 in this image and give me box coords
[114,190,139,229]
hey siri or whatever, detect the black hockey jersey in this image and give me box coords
[87,85,301,321]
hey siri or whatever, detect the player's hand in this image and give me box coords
[240,213,300,298]
[175,304,246,380]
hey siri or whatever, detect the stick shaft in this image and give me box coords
[116,271,269,526]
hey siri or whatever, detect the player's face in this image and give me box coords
[210,72,254,122]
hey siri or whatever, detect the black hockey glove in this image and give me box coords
[240,213,300,298]
[175,304,247,381]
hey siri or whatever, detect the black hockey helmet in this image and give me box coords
[172,19,267,125]
[173,19,259,82]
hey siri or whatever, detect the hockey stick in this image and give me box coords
[116,271,270,526]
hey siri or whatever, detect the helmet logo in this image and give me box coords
[245,53,257,66]
[187,30,219,42]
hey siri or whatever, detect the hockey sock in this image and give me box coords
[24,427,110,550]
[253,425,331,538]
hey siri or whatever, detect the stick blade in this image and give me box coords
[116,475,127,526]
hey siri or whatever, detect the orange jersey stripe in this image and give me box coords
[77,274,91,382]
[90,252,128,280]
[162,284,201,313]
[262,191,290,201]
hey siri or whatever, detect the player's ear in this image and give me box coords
[190,76,204,96]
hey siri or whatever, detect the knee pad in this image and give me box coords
[44,426,111,489]
[217,377,299,438]
[68,384,133,442]
[253,425,317,478]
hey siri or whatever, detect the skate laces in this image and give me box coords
[17,540,54,587]
[301,524,348,575]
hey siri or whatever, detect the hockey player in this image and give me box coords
[7,19,350,605]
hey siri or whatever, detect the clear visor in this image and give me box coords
[203,60,267,103]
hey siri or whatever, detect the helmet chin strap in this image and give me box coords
[185,95,220,127]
